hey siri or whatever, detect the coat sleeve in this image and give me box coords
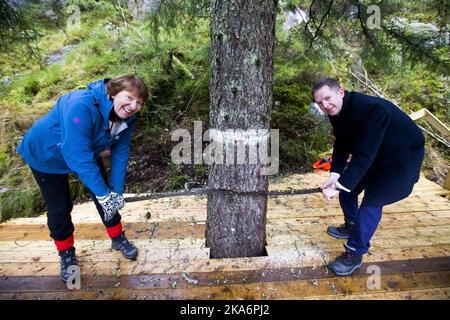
[60,103,110,197]
[330,119,349,174]
[109,120,136,195]
[338,103,392,191]
[331,137,349,174]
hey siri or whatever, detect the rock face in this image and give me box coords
[127,0,161,19]
[282,8,308,31]
[45,44,77,65]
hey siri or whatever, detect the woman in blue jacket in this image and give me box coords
[17,75,149,282]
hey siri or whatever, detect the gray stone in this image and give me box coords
[45,44,77,65]
[1,77,12,85]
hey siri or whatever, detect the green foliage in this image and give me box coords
[0,144,9,177]
[146,0,209,41]
[0,187,45,222]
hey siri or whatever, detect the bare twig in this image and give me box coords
[304,0,334,53]
[350,67,450,148]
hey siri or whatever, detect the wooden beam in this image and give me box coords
[444,168,450,191]
[409,108,450,141]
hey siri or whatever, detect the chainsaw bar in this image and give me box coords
[124,187,322,203]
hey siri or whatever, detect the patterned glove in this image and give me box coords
[96,191,125,222]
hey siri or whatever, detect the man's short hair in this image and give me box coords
[312,78,341,98]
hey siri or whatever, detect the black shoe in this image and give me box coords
[327,220,354,239]
[58,247,79,283]
[330,250,363,276]
[111,231,138,260]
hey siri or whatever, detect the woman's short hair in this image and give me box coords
[107,74,150,102]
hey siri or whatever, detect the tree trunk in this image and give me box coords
[206,0,277,258]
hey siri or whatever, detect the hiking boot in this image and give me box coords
[330,249,363,276]
[327,220,354,239]
[111,231,138,260]
[58,246,79,283]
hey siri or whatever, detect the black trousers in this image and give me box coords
[31,159,121,241]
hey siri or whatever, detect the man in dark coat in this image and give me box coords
[312,78,425,276]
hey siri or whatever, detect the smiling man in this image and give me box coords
[17,75,149,283]
[312,78,425,276]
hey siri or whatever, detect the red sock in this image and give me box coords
[106,222,123,238]
[54,235,74,252]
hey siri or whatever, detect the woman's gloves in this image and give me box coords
[96,191,125,222]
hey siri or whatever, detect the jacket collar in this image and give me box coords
[86,79,137,128]
[340,90,353,118]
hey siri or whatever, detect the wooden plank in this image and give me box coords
[1,256,449,291]
[0,238,206,251]
[267,225,450,239]
[0,255,321,277]
[1,270,448,300]
[306,287,450,300]
[2,198,448,225]
[2,218,449,243]
[2,244,449,277]
[4,208,450,226]
[266,245,450,264]
[266,233,450,247]
[409,108,427,121]
[0,221,206,241]
[2,214,449,242]
[444,168,450,191]
[266,218,450,234]
[0,247,210,264]
[422,109,450,140]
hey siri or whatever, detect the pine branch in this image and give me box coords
[304,0,334,54]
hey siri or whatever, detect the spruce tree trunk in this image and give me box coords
[206,0,276,258]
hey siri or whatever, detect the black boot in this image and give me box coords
[111,231,138,260]
[58,247,78,283]
[330,249,363,276]
[327,220,355,239]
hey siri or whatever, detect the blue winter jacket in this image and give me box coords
[16,79,136,197]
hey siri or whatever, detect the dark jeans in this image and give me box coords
[339,190,383,256]
[31,159,121,241]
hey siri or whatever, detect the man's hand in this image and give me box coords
[321,172,340,189]
[96,191,125,222]
[322,187,339,200]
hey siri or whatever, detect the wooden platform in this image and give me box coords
[1,171,449,300]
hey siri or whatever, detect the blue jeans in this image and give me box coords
[339,190,383,256]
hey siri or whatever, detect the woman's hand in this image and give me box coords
[96,191,126,221]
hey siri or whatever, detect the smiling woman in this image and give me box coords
[107,75,149,119]
[16,74,149,283]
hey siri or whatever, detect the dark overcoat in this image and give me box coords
[330,91,425,206]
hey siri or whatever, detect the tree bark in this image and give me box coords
[206,0,277,258]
